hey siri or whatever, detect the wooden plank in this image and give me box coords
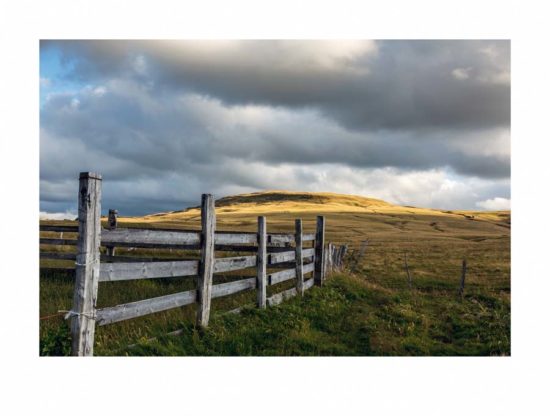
[40,225,78,232]
[215,232,257,245]
[214,255,257,273]
[269,268,296,285]
[295,219,304,296]
[40,252,77,260]
[302,248,315,259]
[268,234,294,244]
[267,241,291,248]
[314,216,325,286]
[100,255,188,263]
[99,260,199,282]
[304,278,314,291]
[96,290,196,326]
[71,172,102,356]
[101,228,200,246]
[303,233,315,241]
[303,262,315,274]
[266,287,297,307]
[197,194,215,328]
[40,238,78,246]
[269,250,295,264]
[174,244,289,253]
[212,277,256,299]
[257,216,267,308]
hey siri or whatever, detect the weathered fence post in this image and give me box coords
[314,216,325,286]
[71,172,102,356]
[295,219,304,295]
[337,245,347,270]
[459,259,467,297]
[330,243,336,273]
[106,209,118,257]
[404,252,412,289]
[350,239,368,273]
[257,216,267,308]
[326,242,332,274]
[322,242,328,276]
[197,194,215,327]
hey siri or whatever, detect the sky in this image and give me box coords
[39,40,510,217]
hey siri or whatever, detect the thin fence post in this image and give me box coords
[314,216,325,286]
[106,209,118,257]
[71,172,102,356]
[295,219,304,295]
[404,252,412,289]
[343,245,348,265]
[459,259,467,297]
[341,245,348,269]
[350,239,368,273]
[325,242,331,275]
[327,242,331,274]
[257,216,267,308]
[337,245,345,269]
[197,194,215,327]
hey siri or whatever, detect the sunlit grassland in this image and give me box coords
[39,192,510,356]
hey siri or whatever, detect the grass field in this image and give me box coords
[39,191,510,356]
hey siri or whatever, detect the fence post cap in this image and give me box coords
[79,172,102,180]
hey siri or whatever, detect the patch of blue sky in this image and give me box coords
[40,44,85,106]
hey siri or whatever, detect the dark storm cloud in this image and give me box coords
[42,40,510,131]
[40,40,510,215]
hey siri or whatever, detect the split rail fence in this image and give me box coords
[40,172,338,356]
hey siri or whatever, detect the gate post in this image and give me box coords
[197,194,215,327]
[71,172,102,356]
[295,219,304,295]
[257,216,267,308]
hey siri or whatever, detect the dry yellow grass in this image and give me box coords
[118,190,510,293]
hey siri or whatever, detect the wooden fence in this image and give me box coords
[39,172,339,356]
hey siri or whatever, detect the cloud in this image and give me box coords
[475,197,511,211]
[42,40,510,131]
[40,82,510,180]
[39,40,511,215]
[452,67,471,80]
[39,210,77,220]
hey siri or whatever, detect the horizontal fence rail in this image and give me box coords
[101,228,201,246]
[40,172,331,356]
[99,260,199,282]
[214,255,257,273]
[211,277,257,299]
[96,290,197,326]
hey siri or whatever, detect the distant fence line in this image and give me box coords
[40,172,347,356]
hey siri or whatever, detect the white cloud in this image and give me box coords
[452,67,471,80]
[92,86,107,96]
[133,54,147,75]
[39,210,77,220]
[475,197,511,211]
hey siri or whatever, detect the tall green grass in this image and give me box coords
[40,271,509,356]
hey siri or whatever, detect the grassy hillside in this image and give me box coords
[39,191,510,356]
